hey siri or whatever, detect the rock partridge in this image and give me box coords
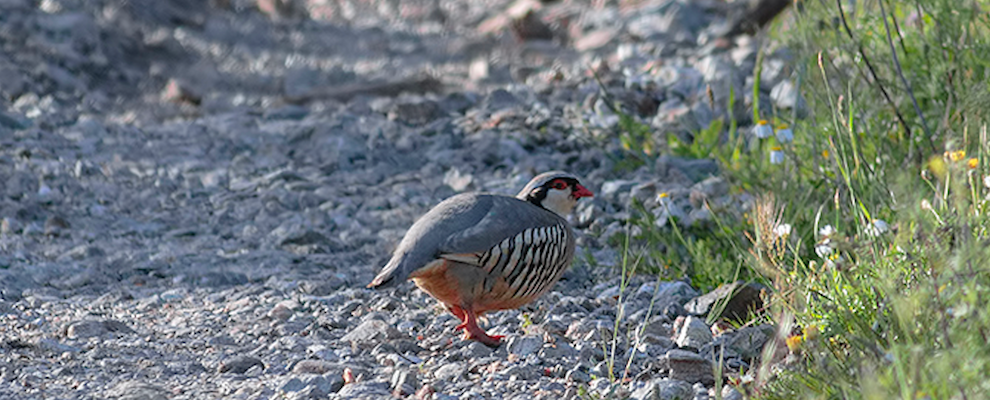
[368,171,594,346]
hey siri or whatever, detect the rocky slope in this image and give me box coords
[0,0,798,398]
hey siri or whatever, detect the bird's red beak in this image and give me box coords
[573,184,594,199]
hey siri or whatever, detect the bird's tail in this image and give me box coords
[367,257,402,289]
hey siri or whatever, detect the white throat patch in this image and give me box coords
[540,188,577,216]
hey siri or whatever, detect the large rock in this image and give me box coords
[723,324,775,359]
[661,349,714,386]
[684,281,766,323]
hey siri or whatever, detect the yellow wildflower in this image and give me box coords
[786,334,805,353]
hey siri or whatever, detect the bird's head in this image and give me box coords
[517,171,594,216]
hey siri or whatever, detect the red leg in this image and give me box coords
[448,305,468,331]
[460,308,503,347]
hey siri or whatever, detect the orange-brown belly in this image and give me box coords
[410,259,551,314]
[410,259,465,307]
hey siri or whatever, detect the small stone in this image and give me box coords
[256,0,300,19]
[269,301,296,321]
[1,217,20,235]
[66,319,134,339]
[218,356,264,374]
[44,216,70,237]
[565,368,590,383]
[387,100,443,126]
[770,80,805,113]
[721,385,744,400]
[629,378,694,400]
[443,168,474,192]
[674,316,712,349]
[159,288,187,302]
[340,320,404,344]
[600,180,637,200]
[506,335,542,357]
[0,111,31,130]
[483,89,520,111]
[110,381,169,400]
[689,177,729,208]
[161,78,202,105]
[539,341,578,359]
[574,28,619,52]
[335,382,390,398]
[438,92,476,114]
[510,9,553,41]
[433,362,466,381]
[292,359,333,374]
[390,369,418,396]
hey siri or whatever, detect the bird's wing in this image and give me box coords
[438,196,563,257]
[368,194,564,289]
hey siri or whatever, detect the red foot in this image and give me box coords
[457,307,504,347]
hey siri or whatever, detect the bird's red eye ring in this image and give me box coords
[551,180,568,190]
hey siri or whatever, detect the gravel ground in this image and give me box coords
[0,0,797,398]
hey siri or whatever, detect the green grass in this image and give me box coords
[604,0,990,398]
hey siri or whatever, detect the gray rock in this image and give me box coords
[629,378,695,400]
[539,341,578,359]
[390,369,418,396]
[662,350,714,386]
[335,382,390,399]
[674,316,712,349]
[433,362,466,381]
[770,80,806,113]
[109,381,170,400]
[443,168,474,192]
[269,300,296,321]
[218,356,264,374]
[720,385,744,400]
[482,89,520,111]
[723,324,774,359]
[66,319,134,339]
[565,367,591,383]
[292,360,334,374]
[341,320,404,345]
[37,338,81,354]
[43,216,70,237]
[0,111,31,130]
[439,92,477,114]
[387,100,442,126]
[506,336,542,357]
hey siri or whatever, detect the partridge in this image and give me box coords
[368,171,594,346]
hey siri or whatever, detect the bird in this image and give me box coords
[368,171,594,346]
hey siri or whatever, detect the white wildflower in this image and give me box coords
[773,223,792,238]
[753,119,773,139]
[864,219,889,237]
[769,147,784,164]
[815,239,834,258]
[818,225,836,237]
[775,124,793,143]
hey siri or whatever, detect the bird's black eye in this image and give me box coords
[551,179,568,190]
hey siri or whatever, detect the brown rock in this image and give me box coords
[510,10,554,41]
[684,281,766,323]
